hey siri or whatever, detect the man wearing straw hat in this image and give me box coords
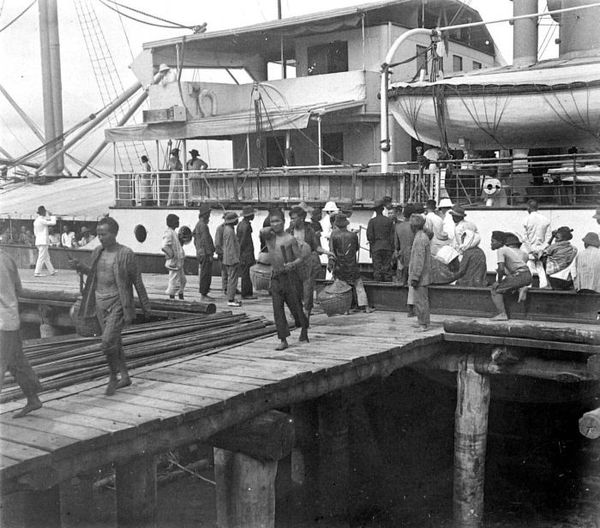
[70,217,151,395]
[237,205,257,300]
[408,214,431,331]
[222,212,242,307]
[193,204,215,301]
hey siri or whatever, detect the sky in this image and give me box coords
[0,0,558,175]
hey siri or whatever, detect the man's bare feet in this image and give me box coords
[275,339,289,351]
[517,286,529,303]
[105,377,118,396]
[491,313,509,321]
[12,396,42,419]
[299,328,309,343]
[116,377,132,389]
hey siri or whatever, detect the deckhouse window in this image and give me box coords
[473,61,482,70]
[322,133,343,165]
[453,55,463,72]
[266,136,286,167]
[307,41,348,76]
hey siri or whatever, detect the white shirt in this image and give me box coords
[523,211,551,251]
[424,211,449,255]
[62,231,75,248]
[33,214,57,246]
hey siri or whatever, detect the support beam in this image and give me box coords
[317,392,349,518]
[423,353,597,383]
[115,453,156,528]
[453,356,490,528]
[210,410,295,462]
[579,408,600,440]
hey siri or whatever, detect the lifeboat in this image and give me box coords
[387,56,600,151]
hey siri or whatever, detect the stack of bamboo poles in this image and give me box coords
[1,312,276,402]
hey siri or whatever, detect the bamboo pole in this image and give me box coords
[453,356,490,528]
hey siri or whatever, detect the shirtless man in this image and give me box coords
[71,217,151,395]
[261,209,309,350]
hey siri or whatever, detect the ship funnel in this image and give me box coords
[549,0,600,59]
[512,0,538,66]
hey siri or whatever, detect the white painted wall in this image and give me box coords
[110,206,598,274]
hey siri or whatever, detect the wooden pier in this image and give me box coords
[1,270,599,527]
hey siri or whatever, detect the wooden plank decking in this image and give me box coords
[1,269,448,492]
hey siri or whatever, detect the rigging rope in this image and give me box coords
[0,0,36,33]
[99,0,203,31]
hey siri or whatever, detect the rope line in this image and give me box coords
[0,0,36,33]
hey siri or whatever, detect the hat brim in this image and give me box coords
[242,211,256,217]
[448,210,465,217]
[593,213,600,219]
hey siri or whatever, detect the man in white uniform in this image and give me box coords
[33,205,57,277]
[522,199,551,288]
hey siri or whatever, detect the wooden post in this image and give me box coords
[60,472,97,525]
[22,486,61,528]
[317,391,349,518]
[289,402,319,515]
[115,453,157,528]
[211,410,294,528]
[453,356,490,528]
[214,448,278,528]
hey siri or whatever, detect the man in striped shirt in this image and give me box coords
[573,232,600,293]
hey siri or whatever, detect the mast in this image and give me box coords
[38,0,64,176]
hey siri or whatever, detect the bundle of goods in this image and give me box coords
[317,279,352,316]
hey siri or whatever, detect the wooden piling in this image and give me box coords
[212,410,294,528]
[214,448,278,528]
[453,356,490,528]
[317,391,350,518]
[115,453,157,528]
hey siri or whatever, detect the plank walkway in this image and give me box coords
[1,269,448,492]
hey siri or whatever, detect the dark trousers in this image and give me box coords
[239,260,254,298]
[372,249,393,282]
[197,254,213,295]
[0,330,41,397]
[271,272,308,340]
[413,285,430,326]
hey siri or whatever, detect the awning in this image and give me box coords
[105,100,365,143]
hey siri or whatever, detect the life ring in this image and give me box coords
[198,89,217,117]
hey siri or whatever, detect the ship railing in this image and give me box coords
[113,164,435,208]
[384,152,600,207]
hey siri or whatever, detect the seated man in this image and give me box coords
[542,226,577,290]
[490,231,532,320]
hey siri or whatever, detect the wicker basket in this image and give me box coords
[250,263,273,291]
[317,279,353,316]
[71,298,102,337]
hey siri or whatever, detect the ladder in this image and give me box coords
[73,0,147,172]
